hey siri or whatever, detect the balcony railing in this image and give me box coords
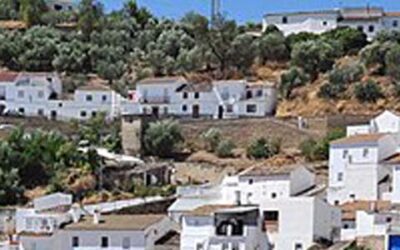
[140,96,170,104]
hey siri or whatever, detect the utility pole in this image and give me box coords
[211,0,221,27]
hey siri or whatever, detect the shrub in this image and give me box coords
[300,129,345,161]
[321,27,367,55]
[216,140,235,158]
[354,80,383,103]
[385,43,400,80]
[318,82,346,99]
[279,67,308,99]
[247,137,281,159]
[201,128,221,152]
[143,119,184,158]
[394,83,400,97]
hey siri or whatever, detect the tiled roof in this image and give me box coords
[63,214,165,231]
[340,200,391,220]
[385,12,400,17]
[0,72,19,82]
[330,133,387,147]
[187,205,238,216]
[341,7,384,19]
[137,76,186,85]
[266,9,339,17]
[239,163,303,177]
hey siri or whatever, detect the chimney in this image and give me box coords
[93,209,101,224]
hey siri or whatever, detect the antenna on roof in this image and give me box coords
[211,0,221,27]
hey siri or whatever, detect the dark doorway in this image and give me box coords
[152,106,159,118]
[50,110,57,120]
[192,105,200,118]
[218,105,224,119]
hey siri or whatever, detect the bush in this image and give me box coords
[201,128,221,152]
[321,27,367,55]
[216,140,235,158]
[354,80,383,103]
[279,67,308,99]
[144,119,184,158]
[300,129,345,161]
[318,82,346,99]
[247,137,281,159]
[385,43,400,80]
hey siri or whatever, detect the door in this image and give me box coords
[152,106,159,118]
[192,105,200,118]
[50,111,57,120]
[218,105,224,119]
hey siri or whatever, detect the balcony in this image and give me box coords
[140,96,170,104]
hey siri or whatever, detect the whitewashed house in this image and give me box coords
[45,0,77,12]
[123,77,277,119]
[180,205,269,250]
[170,163,341,250]
[0,72,124,121]
[19,214,174,250]
[263,7,400,40]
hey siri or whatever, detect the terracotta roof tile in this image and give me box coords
[386,12,400,17]
[383,153,400,165]
[137,76,186,85]
[187,205,238,216]
[0,72,19,82]
[63,214,165,231]
[340,200,391,220]
[330,133,387,147]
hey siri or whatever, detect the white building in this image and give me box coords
[0,72,124,121]
[123,77,277,119]
[181,205,269,250]
[45,0,77,12]
[263,7,400,40]
[170,163,341,250]
[327,110,400,205]
[20,214,174,250]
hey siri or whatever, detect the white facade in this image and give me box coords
[263,7,400,40]
[123,77,277,119]
[0,72,125,121]
[327,110,400,205]
[170,165,341,250]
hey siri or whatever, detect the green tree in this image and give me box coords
[322,27,367,55]
[0,0,19,20]
[216,140,235,158]
[201,128,221,152]
[144,119,184,158]
[257,31,289,63]
[279,67,308,99]
[78,0,104,39]
[354,80,383,103]
[247,138,280,159]
[291,40,337,80]
[300,129,345,161]
[385,43,400,80]
[19,0,46,27]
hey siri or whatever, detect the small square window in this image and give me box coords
[282,16,288,24]
[38,109,44,116]
[271,193,277,199]
[101,237,109,248]
[183,92,188,99]
[394,20,398,27]
[363,148,369,157]
[337,172,343,182]
[72,236,79,247]
[322,21,328,26]
[343,150,348,159]
[334,200,339,206]
[350,194,356,199]
[368,25,375,33]
[58,103,63,107]
[86,95,93,102]
[92,111,97,117]
[18,108,25,114]
[295,243,303,250]
[194,92,200,99]
[357,26,364,32]
[226,104,233,113]
[182,105,187,112]
[102,95,107,102]
[248,179,254,185]
[246,104,257,113]
[80,111,87,117]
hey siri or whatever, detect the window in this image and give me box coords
[363,148,369,157]
[248,179,254,185]
[342,150,348,159]
[101,237,109,248]
[387,217,392,223]
[182,105,187,112]
[18,108,24,114]
[264,211,279,221]
[295,243,303,250]
[183,92,188,99]
[350,194,355,199]
[194,92,200,99]
[38,91,44,99]
[246,104,257,113]
[246,90,253,99]
[334,200,339,206]
[72,237,79,247]
[54,4,63,11]
[226,104,233,113]
[357,26,364,32]
[122,237,130,249]
[322,21,328,26]
[86,95,93,102]
[38,109,44,116]
[337,172,343,182]
[368,25,375,33]
[18,90,24,98]
[102,95,107,102]
[271,192,277,199]
[222,243,229,250]
[92,111,97,118]
[343,223,349,229]
[394,20,398,27]
[256,89,263,97]
[282,16,288,24]
[80,111,87,117]
[196,243,204,250]
[58,103,63,107]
